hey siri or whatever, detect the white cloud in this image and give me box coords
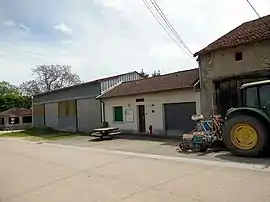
[19,23,29,31]
[3,20,15,26]
[0,0,269,85]
[54,23,73,35]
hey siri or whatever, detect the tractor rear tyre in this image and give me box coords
[223,115,268,157]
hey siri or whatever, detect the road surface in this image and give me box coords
[0,138,270,202]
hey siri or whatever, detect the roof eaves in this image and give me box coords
[194,38,269,57]
[100,86,194,99]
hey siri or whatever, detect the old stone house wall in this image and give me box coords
[199,40,270,117]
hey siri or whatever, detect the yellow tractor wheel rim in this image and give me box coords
[230,124,258,150]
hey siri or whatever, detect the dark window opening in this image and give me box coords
[9,117,19,124]
[0,118,4,125]
[235,52,243,61]
[23,116,32,123]
[136,98,144,102]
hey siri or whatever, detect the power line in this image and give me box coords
[149,0,194,56]
[142,0,194,60]
[246,0,270,31]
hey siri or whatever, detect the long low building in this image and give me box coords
[32,71,143,133]
[98,68,201,137]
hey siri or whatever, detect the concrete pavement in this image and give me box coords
[52,135,270,166]
[0,138,270,202]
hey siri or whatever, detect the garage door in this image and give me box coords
[164,102,196,137]
[77,98,101,132]
[45,102,58,129]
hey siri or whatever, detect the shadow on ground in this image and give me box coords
[215,153,270,168]
[89,134,180,146]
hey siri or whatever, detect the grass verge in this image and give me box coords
[0,128,80,142]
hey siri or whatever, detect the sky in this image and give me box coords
[0,0,269,85]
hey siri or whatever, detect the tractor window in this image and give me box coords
[245,87,258,107]
[259,84,270,107]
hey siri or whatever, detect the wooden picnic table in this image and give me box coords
[90,127,121,140]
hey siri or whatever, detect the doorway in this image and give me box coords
[137,105,146,133]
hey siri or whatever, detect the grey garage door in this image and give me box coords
[77,98,101,133]
[164,102,196,137]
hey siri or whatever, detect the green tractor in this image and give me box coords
[223,80,270,157]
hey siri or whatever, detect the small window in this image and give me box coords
[113,106,123,122]
[23,116,32,123]
[235,52,243,61]
[136,98,144,102]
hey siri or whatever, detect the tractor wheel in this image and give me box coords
[223,115,268,157]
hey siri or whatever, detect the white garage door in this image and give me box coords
[45,102,58,129]
[77,98,101,132]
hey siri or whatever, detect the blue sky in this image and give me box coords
[0,0,269,85]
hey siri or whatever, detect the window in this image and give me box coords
[245,87,258,107]
[259,84,270,107]
[23,116,32,123]
[0,118,4,125]
[136,98,144,102]
[113,106,123,122]
[235,52,243,61]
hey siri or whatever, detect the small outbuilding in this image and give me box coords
[98,68,200,137]
[0,108,32,130]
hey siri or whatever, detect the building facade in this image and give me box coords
[0,108,32,130]
[99,69,200,137]
[194,15,270,117]
[32,71,143,133]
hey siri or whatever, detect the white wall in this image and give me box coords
[103,89,200,135]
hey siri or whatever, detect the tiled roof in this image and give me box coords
[194,15,270,56]
[0,108,32,117]
[99,68,199,99]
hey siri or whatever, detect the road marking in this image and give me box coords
[1,138,270,172]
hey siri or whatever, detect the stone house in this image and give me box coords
[0,108,32,130]
[194,15,270,117]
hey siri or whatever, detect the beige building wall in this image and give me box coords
[103,89,200,135]
[199,40,270,116]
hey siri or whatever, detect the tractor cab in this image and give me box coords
[239,80,270,115]
[223,80,270,157]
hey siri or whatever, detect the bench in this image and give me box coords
[90,127,121,140]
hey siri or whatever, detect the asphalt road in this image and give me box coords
[1,138,270,202]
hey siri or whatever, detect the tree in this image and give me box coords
[139,69,161,78]
[152,70,161,77]
[0,81,20,96]
[20,65,82,96]
[139,69,149,78]
[0,94,32,112]
[0,81,32,111]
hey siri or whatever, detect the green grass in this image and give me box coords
[0,128,80,142]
